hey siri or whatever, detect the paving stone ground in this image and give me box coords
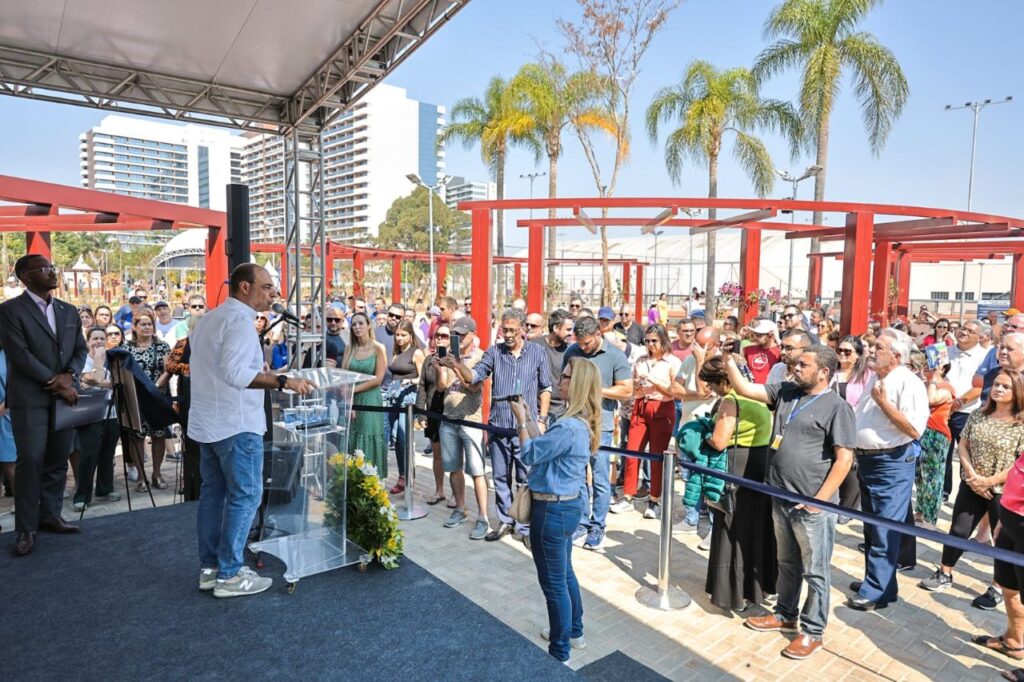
[0,440,1015,681]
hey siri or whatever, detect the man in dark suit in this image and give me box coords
[0,254,88,556]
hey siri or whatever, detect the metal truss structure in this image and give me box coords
[0,0,468,136]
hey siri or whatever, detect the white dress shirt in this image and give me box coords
[946,342,987,413]
[187,297,266,443]
[853,364,930,450]
[26,289,56,334]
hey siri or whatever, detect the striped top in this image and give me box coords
[471,340,552,429]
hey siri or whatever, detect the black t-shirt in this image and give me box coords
[532,338,568,417]
[325,333,346,365]
[764,382,857,502]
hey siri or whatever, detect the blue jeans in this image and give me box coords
[197,432,264,579]
[579,431,612,532]
[387,384,416,478]
[772,498,836,638]
[856,443,918,604]
[531,498,585,662]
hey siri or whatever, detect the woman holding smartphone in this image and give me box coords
[509,357,602,663]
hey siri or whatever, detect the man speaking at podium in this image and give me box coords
[189,264,314,598]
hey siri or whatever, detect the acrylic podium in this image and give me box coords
[249,367,369,591]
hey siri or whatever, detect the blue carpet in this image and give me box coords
[1,503,577,681]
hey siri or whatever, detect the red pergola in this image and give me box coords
[459,196,1024,339]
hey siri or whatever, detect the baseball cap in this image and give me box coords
[153,301,169,309]
[750,319,776,335]
[428,305,441,316]
[128,295,142,304]
[1007,308,1021,316]
[690,310,705,318]
[452,317,477,334]
[598,306,616,320]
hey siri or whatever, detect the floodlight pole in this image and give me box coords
[945,97,1012,319]
[408,174,450,302]
[774,165,822,301]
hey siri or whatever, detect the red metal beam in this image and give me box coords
[437,257,448,297]
[0,212,121,225]
[471,209,492,352]
[1013,254,1024,312]
[897,241,1024,252]
[635,264,645,323]
[739,229,761,325]
[622,263,631,303]
[527,224,544,312]
[352,250,365,299]
[515,216,825,233]
[0,220,174,233]
[691,209,777,234]
[840,212,874,335]
[871,241,894,323]
[205,227,228,308]
[391,256,402,304]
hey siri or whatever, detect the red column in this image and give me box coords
[1012,254,1024,312]
[352,250,365,299]
[26,231,51,260]
[437,256,448,297]
[634,264,645,322]
[839,212,874,335]
[895,252,911,319]
[391,257,403,303]
[513,262,523,299]
[622,263,631,303]
[807,258,822,306]
[870,241,893,325]
[324,247,335,294]
[205,227,229,307]
[471,209,492,350]
[739,228,762,325]
[278,245,289,299]
[527,225,544,312]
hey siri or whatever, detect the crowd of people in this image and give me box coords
[6,257,1024,674]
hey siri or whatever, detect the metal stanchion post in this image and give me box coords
[636,451,692,610]
[396,403,427,521]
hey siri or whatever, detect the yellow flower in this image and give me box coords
[328,453,344,467]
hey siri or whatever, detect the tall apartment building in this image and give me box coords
[242,83,446,244]
[444,176,496,211]
[79,115,245,210]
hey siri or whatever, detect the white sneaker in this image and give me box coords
[212,566,272,598]
[609,498,634,514]
[127,465,139,482]
[199,568,217,591]
[541,626,587,649]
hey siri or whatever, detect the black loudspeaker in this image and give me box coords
[225,183,250,271]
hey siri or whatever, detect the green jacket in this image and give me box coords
[679,416,728,508]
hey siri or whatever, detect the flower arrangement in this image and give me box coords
[766,287,784,306]
[717,281,743,300]
[744,288,764,309]
[324,451,403,569]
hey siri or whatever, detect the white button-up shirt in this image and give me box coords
[946,342,988,413]
[187,297,266,443]
[853,364,930,450]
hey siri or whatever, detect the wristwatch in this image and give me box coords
[276,374,288,390]
[538,415,550,426]
[66,369,80,383]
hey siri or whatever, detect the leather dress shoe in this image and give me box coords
[485,522,514,542]
[14,532,35,556]
[846,594,890,611]
[39,516,81,534]
[850,581,862,592]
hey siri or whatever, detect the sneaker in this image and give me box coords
[583,528,604,550]
[674,519,699,534]
[609,497,634,514]
[744,614,798,633]
[541,626,587,649]
[918,568,953,592]
[470,519,489,540]
[423,444,433,455]
[126,465,139,482]
[444,509,469,528]
[643,501,661,520]
[837,514,851,525]
[95,492,122,502]
[212,566,273,599]
[634,484,651,501]
[198,568,217,591]
[973,585,1004,610]
[698,534,712,551]
[571,525,588,547]
[72,501,87,512]
[896,563,915,573]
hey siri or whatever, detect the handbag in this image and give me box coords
[54,386,113,431]
[706,396,740,516]
[509,484,532,524]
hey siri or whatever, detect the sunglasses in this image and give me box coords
[387,313,402,319]
[326,318,342,323]
[190,304,205,310]
[434,333,451,339]
[837,348,855,356]
[570,304,581,309]
[643,339,660,345]
[781,313,797,319]
[525,323,541,329]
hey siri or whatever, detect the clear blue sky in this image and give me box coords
[2,0,1022,251]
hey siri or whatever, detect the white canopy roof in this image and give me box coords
[0,0,469,133]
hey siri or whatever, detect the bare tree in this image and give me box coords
[558,0,679,306]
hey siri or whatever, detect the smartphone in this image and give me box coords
[721,338,736,354]
[437,345,447,358]
[450,333,461,359]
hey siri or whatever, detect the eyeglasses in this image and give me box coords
[558,373,572,383]
[189,304,205,310]
[525,323,541,329]
[25,266,56,275]
[837,348,855,356]
[643,339,660,345]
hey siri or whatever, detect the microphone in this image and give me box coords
[272,303,301,326]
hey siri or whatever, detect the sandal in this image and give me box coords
[152,475,168,490]
[972,635,1024,661]
[1002,670,1024,682]
[426,495,447,506]
[389,478,405,495]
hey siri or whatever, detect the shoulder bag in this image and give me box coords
[706,396,741,517]
[510,484,532,524]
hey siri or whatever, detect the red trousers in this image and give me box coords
[624,398,675,498]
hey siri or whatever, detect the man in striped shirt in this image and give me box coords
[448,309,551,544]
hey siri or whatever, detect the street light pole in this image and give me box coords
[945,96,1012,319]
[407,173,450,302]
[773,165,822,300]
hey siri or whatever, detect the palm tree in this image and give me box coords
[441,77,536,264]
[510,60,612,302]
[646,60,800,318]
[753,0,909,233]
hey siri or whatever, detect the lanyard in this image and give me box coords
[783,391,825,431]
